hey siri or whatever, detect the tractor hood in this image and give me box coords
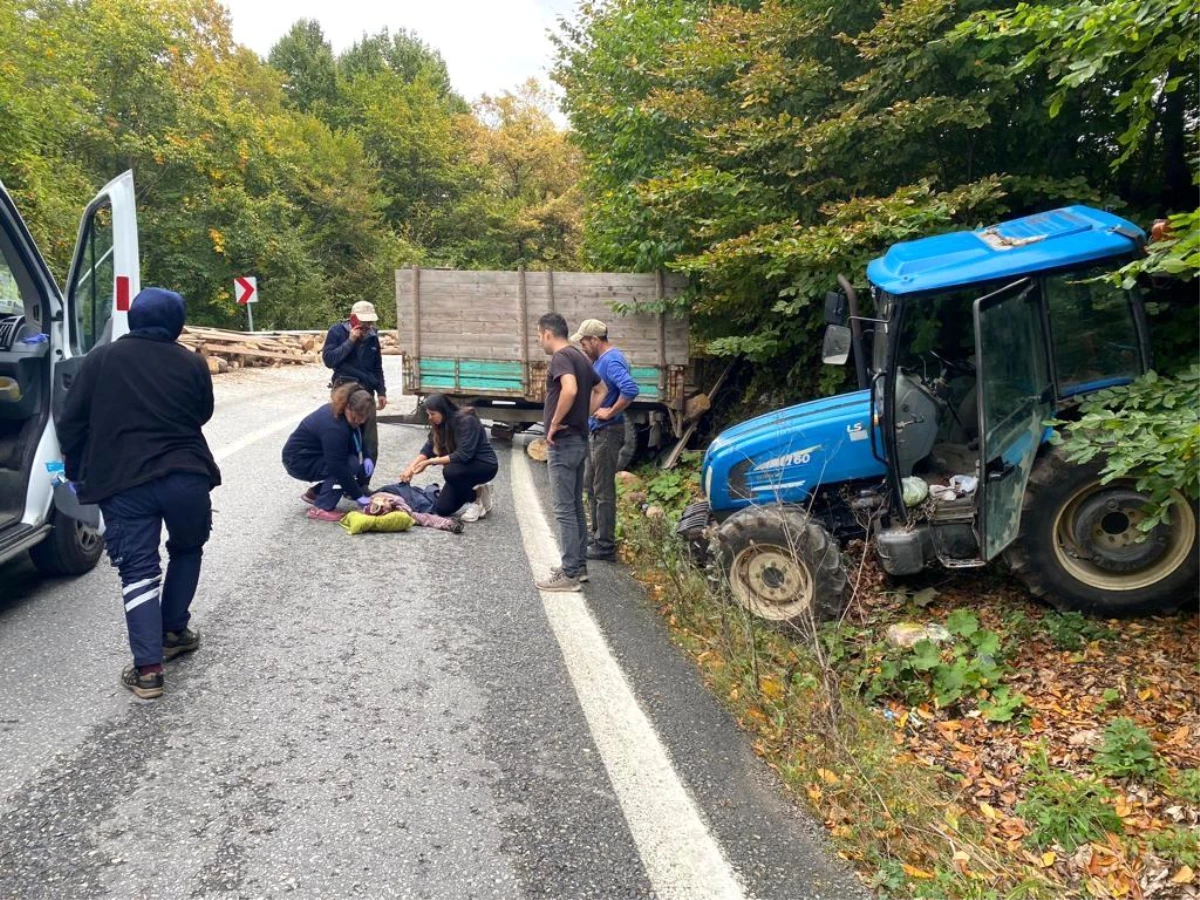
[702,389,887,513]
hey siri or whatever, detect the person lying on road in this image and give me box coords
[399,394,497,523]
[282,382,375,521]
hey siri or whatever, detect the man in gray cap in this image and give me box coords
[323,300,388,467]
[572,318,639,562]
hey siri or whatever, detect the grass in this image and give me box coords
[615,460,1200,898]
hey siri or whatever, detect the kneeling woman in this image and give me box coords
[400,394,498,521]
[283,382,376,521]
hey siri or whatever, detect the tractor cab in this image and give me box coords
[842,205,1152,568]
[693,206,1196,623]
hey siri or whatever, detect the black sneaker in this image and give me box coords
[586,547,617,562]
[163,628,200,661]
[121,664,164,700]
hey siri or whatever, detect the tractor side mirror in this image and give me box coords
[824,291,848,326]
[822,324,852,366]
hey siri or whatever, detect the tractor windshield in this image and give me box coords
[1043,265,1145,396]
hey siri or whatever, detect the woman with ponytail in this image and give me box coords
[282,382,376,521]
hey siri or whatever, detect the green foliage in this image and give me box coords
[0,1,580,332]
[630,452,703,523]
[1095,687,1123,713]
[1041,611,1117,651]
[1093,718,1163,780]
[960,0,1199,458]
[830,610,1011,710]
[979,686,1027,723]
[1017,748,1124,852]
[1163,768,1200,805]
[1150,825,1200,868]
[555,0,1196,405]
[1052,367,1200,531]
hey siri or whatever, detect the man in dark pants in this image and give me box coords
[574,319,639,562]
[58,288,221,700]
[535,312,597,592]
[322,300,387,465]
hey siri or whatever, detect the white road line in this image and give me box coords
[212,416,301,463]
[510,448,750,900]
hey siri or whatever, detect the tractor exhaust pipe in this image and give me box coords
[837,274,869,390]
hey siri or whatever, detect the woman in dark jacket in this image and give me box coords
[400,394,498,521]
[282,382,376,521]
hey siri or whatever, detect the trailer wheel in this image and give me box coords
[716,506,849,625]
[1005,447,1198,617]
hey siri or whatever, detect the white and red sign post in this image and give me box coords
[235,276,258,331]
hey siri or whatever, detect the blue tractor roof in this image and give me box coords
[867,205,1143,296]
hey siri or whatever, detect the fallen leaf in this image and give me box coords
[817,768,840,785]
[902,864,935,880]
[1173,866,1195,885]
[1042,852,1057,868]
[979,801,1000,821]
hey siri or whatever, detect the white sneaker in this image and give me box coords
[474,483,493,518]
[458,502,483,523]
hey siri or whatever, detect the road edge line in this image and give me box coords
[510,447,750,900]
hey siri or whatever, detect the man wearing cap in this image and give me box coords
[573,319,639,563]
[323,301,388,466]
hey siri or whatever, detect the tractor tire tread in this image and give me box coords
[1004,446,1195,617]
[716,505,849,624]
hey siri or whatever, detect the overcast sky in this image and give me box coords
[220,0,579,116]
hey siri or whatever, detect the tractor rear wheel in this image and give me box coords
[716,506,849,626]
[1005,447,1198,617]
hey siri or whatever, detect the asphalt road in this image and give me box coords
[0,360,863,900]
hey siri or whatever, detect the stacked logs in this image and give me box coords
[178,327,401,374]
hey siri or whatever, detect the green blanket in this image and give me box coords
[339,510,414,534]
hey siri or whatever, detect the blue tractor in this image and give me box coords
[681,206,1197,624]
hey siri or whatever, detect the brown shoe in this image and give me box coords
[121,664,164,700]
[163,628,200,661]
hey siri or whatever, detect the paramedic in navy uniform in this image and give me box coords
[58,287,221,700]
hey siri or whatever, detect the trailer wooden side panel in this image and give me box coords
[396,268,690,408]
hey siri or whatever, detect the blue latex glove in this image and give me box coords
[356,496,371,507]
[67,481,78,496]
[363,458,375,477]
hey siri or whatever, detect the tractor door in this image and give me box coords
[973,279,1053,559]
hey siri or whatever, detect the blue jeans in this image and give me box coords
[548,433,588,577]
[99,473,213,667]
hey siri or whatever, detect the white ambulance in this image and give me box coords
[0,172,138,574]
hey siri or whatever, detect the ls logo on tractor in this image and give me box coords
[754,444,821,472]
[847,422,869,442]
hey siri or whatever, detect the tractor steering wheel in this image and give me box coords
[928,349,976,378]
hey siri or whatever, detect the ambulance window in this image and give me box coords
[70,201,115,355]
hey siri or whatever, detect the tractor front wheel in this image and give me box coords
[1005,447,1198,617]
[716,506,849,626]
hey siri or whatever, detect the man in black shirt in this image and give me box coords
[58,288,221,700]
[322,300,387,466]
[536,312,597,592]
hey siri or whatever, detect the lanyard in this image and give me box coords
[352,428,363,462]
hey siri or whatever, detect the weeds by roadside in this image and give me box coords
[616,460,1200,899]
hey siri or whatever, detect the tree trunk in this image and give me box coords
[1160,63,1191,212]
